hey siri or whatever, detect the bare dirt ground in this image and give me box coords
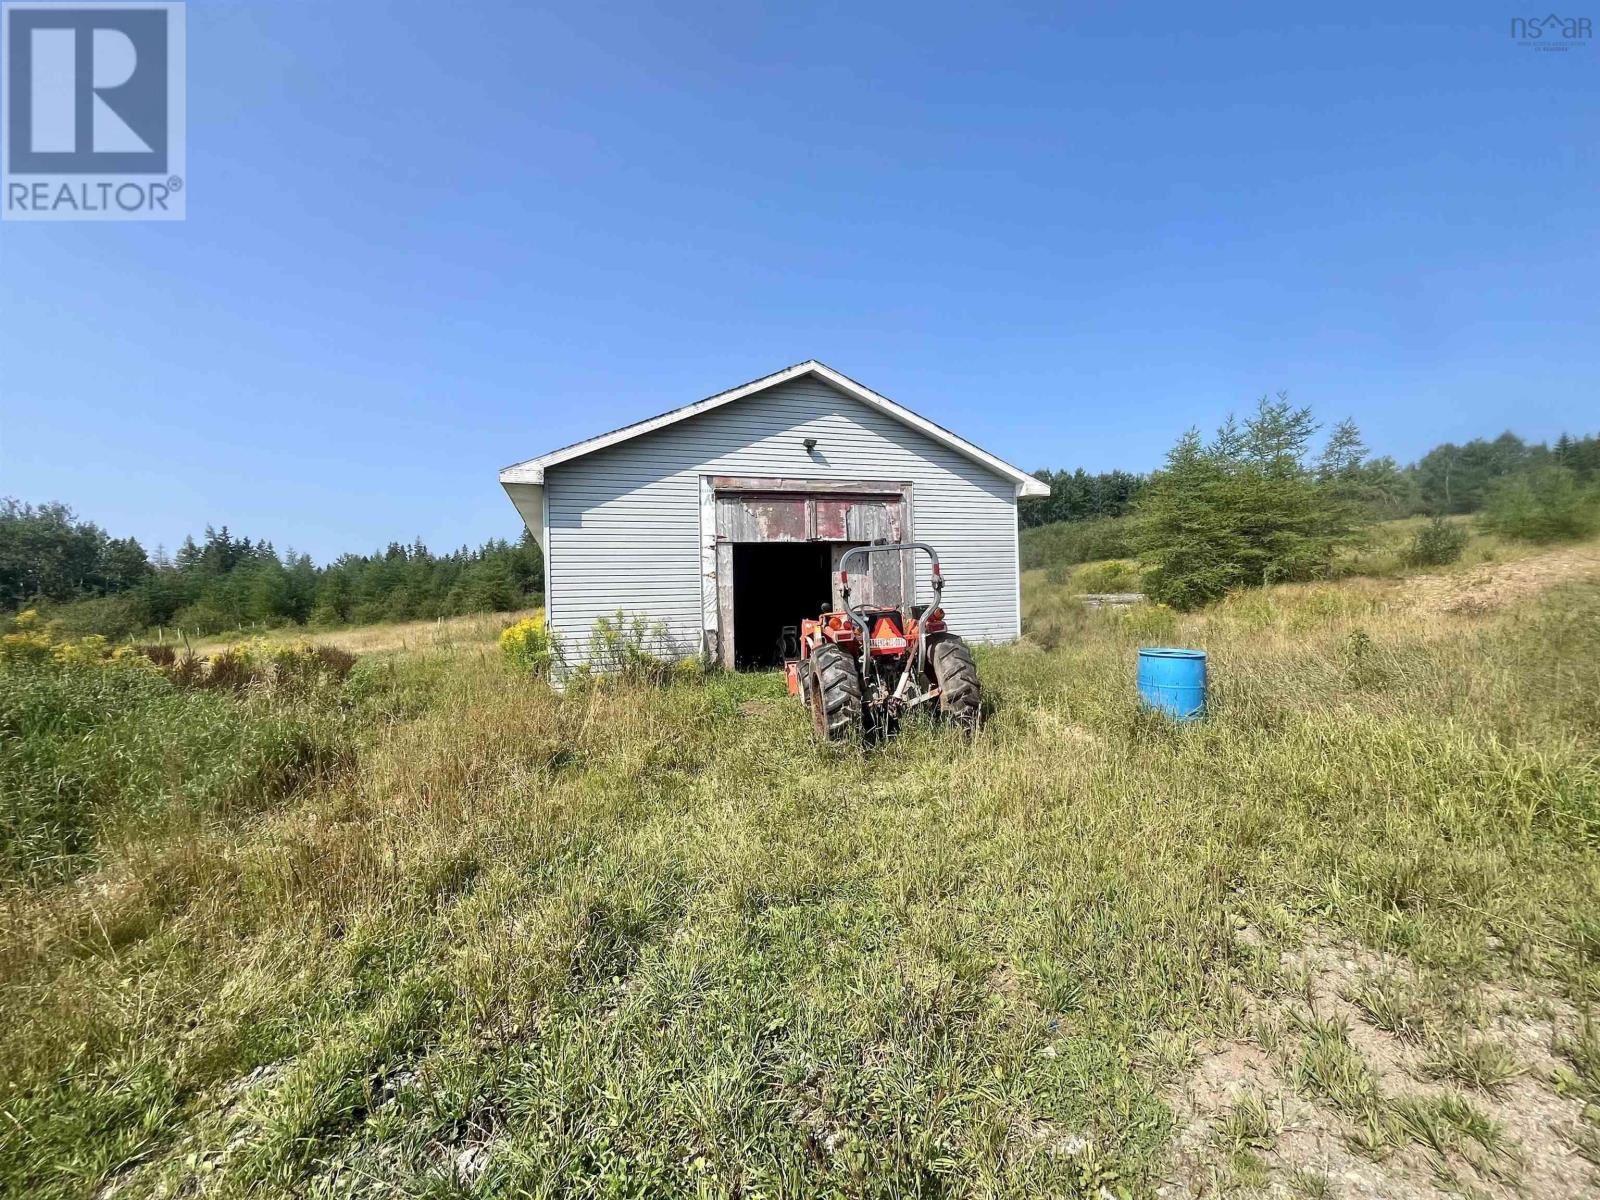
[1406,544,1600,616]
[1162,934,1597,1199]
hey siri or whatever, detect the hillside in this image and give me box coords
[2,541,1598,1198]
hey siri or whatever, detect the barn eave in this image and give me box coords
[498,360,1049,499]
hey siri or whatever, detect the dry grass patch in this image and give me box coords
[177,608,540,658]
[1406,541,1600,615]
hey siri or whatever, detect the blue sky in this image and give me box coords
[1,1,1596,561]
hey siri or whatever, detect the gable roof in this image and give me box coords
[499,360,1050,498]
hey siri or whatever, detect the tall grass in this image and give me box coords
[0,660,351,885]
[1329,515,1513,578]
[1,561,1597,1197]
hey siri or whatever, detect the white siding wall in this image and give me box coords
[544,377,1021,668]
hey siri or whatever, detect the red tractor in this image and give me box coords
[784,542,981,740]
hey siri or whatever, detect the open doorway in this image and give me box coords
[731,542,833,670]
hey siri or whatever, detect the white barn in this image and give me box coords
[499,361,1048,673]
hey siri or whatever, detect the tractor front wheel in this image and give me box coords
[808,644,863,741]
[928,635,981,732]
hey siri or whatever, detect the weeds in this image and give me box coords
[1286,1010,1521,1178]
[1554,1018,1600,1106]
[0,549,1597,1196]
[1209,1090,1275,1188]
[1343,971,1427,1043]
[1290,1014,1381,1115]
[0,657,352,884]
[1387,1091,1516,1185]
[1421,1030,1524,1095]
[499,612,557,676]
[575,610,690,683]
[194,639,356,693]
[1286,1166,1334,1198]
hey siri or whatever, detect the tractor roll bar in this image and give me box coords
[837,542,943,678]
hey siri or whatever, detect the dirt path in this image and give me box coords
[1405,544,1600,615]
[1164,936,1596,1199]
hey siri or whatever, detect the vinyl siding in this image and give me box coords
[542,376,1021,669]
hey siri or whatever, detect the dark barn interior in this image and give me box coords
[731,542,833,669]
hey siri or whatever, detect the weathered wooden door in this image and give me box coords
[812,497,900,543]
[714,493,902,544]
[828,543,909,610]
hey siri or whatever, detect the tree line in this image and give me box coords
[7,421,1598,635]
[0,501,543,639]
[1020,428,1600,528]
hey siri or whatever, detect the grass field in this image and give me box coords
[3,539,1598,1198]
[165,608,546,659]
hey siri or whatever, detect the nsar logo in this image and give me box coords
[2,2,185,221]
[1510,12,1592,49]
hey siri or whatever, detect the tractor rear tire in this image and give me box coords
[808,644,863,741]
[929,635,981,732]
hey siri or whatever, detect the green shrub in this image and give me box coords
[1480,466,1600,543]
[308,603,342,629]
[1071,559,1144,594]
[36,593,145,640]
[169,600,240,637]
[581,611,680,684]
[500,614,555,676]
[1401,518,1470,568]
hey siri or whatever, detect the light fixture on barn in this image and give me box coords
[803,437,818,453]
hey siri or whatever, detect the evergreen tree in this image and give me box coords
[1134,396,1363,609]
[1481,466,1600,543]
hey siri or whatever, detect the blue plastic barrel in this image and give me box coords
[1137,648,1207,721]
